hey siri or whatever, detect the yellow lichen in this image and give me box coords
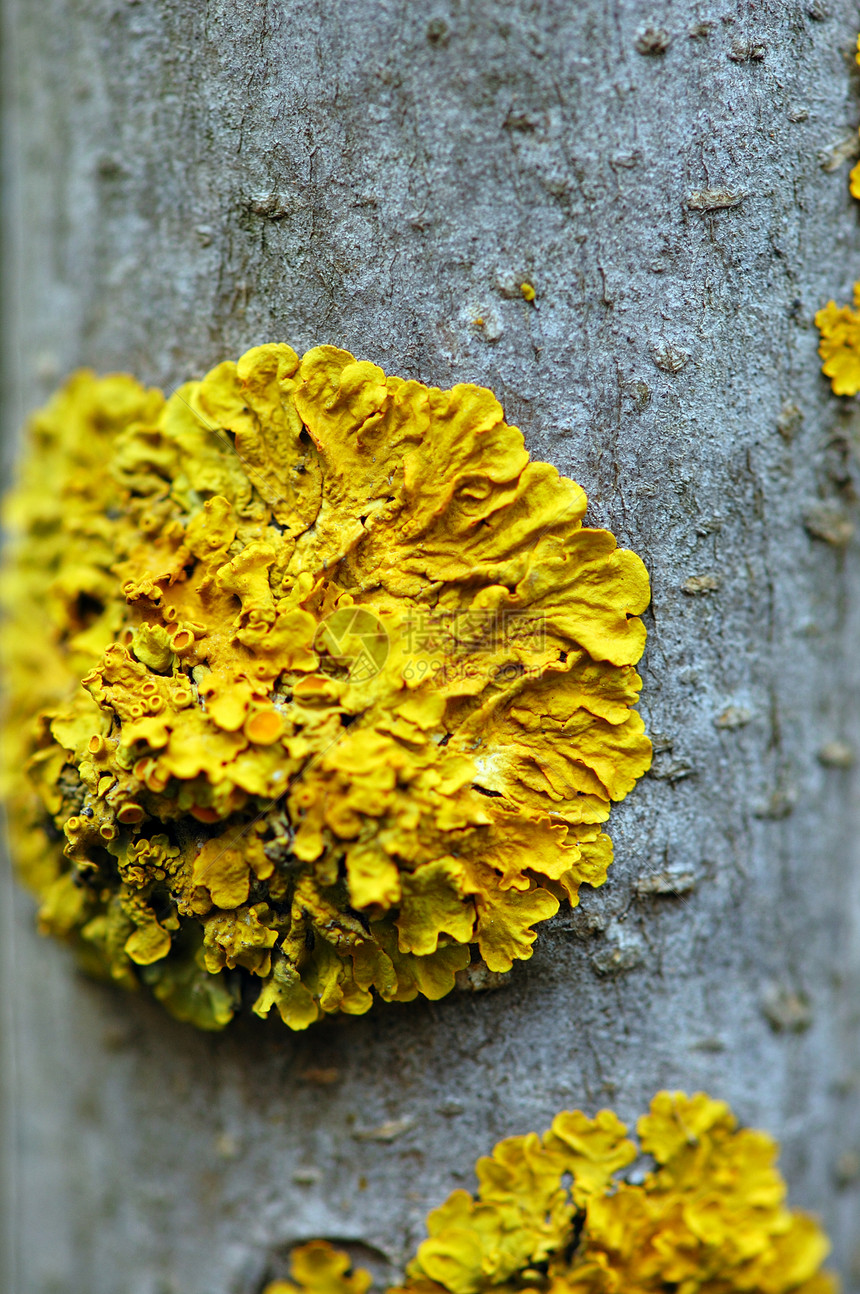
[815,285,860,395]
[265,1241,374,1294]
[263,1093,836,1294]
[817,34,860,393]
[0,344,650,1030]
[850,34,860,201]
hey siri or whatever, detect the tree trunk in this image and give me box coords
[3,1,860,1290]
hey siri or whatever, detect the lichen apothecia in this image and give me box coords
[264,1092,836,1294]
[1,344,650,1030]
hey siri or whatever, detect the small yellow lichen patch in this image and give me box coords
[818,34,860,394]
[1,344,650,1030]
[266,1241,373,1294]
[850,34,860,199]
[816,285,860,395]
[520,281,536,302]
[268,1094,836,1294]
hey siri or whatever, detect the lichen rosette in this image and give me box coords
[1,344,650,1030]
[266,1094,837,1294]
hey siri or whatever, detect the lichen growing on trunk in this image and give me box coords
[815,35,860,394]
[1,344,650,1030]
[264,1092,836,1294]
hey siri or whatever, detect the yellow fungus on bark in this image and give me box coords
[1,344,650,1030]
[263,1093,836,1294]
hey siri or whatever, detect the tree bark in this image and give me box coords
[3,1,860,1290]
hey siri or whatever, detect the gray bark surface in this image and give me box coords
[3,1,860,1290]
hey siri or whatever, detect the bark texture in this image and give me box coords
[3,1,860,1290]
